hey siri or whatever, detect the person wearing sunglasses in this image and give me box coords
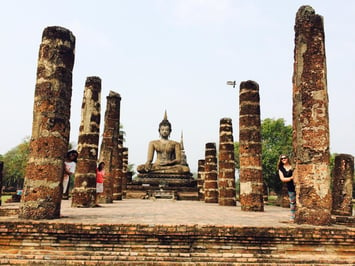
[278,154,296,221]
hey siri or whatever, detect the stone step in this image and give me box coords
[0,250,353,265]
[0,221,354,265]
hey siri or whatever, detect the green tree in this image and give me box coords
[261,118,292,194]
[234,118,293,194]
[2,137,30,188]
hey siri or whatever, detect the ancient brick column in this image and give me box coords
[122,147,129,197]
[239,80,264,212]
[331,154,354,216]
[98,91,121,203]
[71,77,101,207]
[0,161,3,206]
[218,118,236,206]
[126,172,133,185]
[111,141,122,201]
[18,26,75,219]
[113,134,124,200]
[204,143,218,203]
[292,6,332,225]
[197,159,205,201]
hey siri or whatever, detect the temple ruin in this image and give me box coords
[0,4,354,264]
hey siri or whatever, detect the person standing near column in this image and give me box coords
[95,162,105,206]
[278,154,296,221]
[62,150,78,200]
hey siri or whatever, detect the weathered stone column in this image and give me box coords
[111,141,122,201]
[218,118,236,206]
[126,171,133,185]
[122,147,129,197]
[292,6,332,225]
[71,77,101,207]
[18,26,75,219]
[331,154,354,216]
[204,143,218,203]
[0,161,3,206]
[197,159,205,201]
[98,91,121,203]
[113,134,124,200]
[239,80,264,212]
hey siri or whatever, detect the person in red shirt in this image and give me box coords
[95,162,105,207]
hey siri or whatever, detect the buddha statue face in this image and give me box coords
[159,125,171,139]
[158,120,172,139]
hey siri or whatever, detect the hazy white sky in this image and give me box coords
[1,1,354,173]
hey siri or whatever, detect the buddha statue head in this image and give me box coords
[158,111,172,139]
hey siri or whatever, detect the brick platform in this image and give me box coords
[0,199,354,265]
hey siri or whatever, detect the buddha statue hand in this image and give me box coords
[158,160,176,166]
[144,162,153,172]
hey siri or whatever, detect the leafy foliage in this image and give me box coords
[1,137,30,188]
[261,118,293,194]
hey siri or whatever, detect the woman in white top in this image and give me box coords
[62,150,78,199]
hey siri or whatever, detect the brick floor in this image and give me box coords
[0,199,350,229]
[61,199,295,226]
[0,199,302,227]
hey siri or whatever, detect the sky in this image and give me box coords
[1,1,354,173]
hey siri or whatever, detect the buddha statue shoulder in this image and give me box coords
[137,112,190,174]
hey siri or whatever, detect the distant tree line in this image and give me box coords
[0,137,30,189]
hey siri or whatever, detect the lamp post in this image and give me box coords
[226,80,236,88]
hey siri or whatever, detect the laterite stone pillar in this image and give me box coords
[19,26,75,219]
[98,91,121,203]
[331,154,354,216]
[197,159,205,201]
[122,147,129,196]
[71,76,101,207]
[292,6,332,225]
[239,80,264,212]
[204,143,218,203]
[111,140,122,201]
[218,118,236,206]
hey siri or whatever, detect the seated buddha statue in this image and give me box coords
[137,112,190,175]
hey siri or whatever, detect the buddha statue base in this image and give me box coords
[126,173,198,200]
[133,172,195,187]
